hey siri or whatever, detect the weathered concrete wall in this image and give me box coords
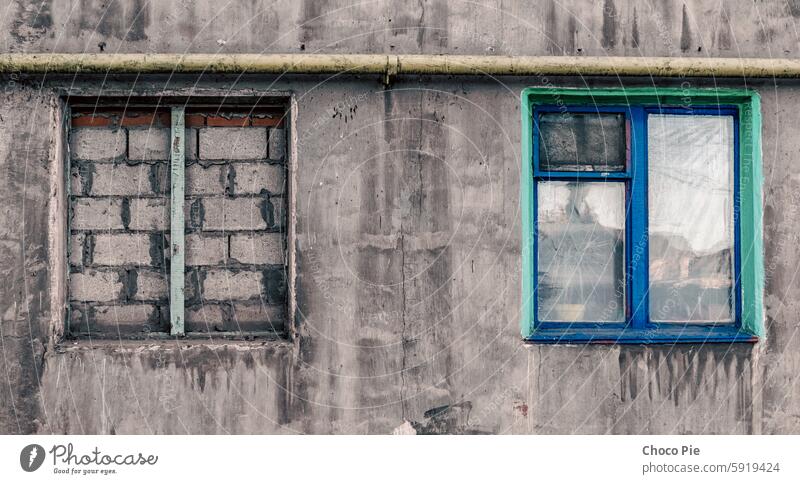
[3,0,800,58]
[1,1,800,434]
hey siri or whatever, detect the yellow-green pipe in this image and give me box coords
[1,53,800,78]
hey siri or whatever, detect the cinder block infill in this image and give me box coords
[67,102,291,341]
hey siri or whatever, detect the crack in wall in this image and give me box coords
[399,226,407,420]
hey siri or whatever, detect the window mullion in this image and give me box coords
[169,106,186,336]
[628,106,649,330]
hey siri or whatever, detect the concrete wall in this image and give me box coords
[1,0,800,434]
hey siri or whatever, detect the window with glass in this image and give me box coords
[521,88,764,343]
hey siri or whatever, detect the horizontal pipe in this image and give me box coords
[1,53,800,78]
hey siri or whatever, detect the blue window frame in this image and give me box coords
[521,88,764,344]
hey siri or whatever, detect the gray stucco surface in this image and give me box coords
[1,0,800,434]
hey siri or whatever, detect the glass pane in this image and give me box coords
[648,114,735,323]
[538,112,627,172]
[537,181,626,322]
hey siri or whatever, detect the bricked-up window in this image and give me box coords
[68,103,289,338]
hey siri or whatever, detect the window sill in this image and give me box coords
[525,325,758,345]
[64,329,288,344]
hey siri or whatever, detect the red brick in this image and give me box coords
[205,115,249,127]
[250,115,283,127]
[71,114,116,128]
[185,114,207,128]
[119,112,171,127]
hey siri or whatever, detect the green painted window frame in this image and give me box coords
[520,87,764,343]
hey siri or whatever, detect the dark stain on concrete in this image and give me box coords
[261,268,287,305]
[631,7,640,48]
[148,233,165,268]
[601,0,617,49]
[124,268,137,301]
[617,344,754,427]
[177,1,199,39]
[382,88,397,144]
[260,197,275,228]
[148,163,168,194]
[355,337,396,409]
[756,26,775,45]
[0,337,46,433]
[544,0,559,55]
[185,268,200,306]
[127,0,149,41]
[679,4,691,52]
[81,162,94,195]
[410,402,488,434]
[787,0,800,17]
[176,346,239,382]
[275,356,291,424]
[716,6,731,50]
[565,15,577,54]
[96,0,123,39]
[390,13,416,37]
[225,164,235,196]
[288,331,314,430]
[178,347,231,392]
[120,197,131,229]
[83,234,95,266]
[27,0,52,29]
[417,0,449,50]
[189,198,204,230]
[78,0,149,42]
[300,0,325,43]
[0,136,51,454]
[415,0,427,49]
[10,0,53,45]
[391,89,456,416]
[358,88,458,419]
[352,89,407,417]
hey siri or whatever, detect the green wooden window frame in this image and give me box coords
[520,87,764,343]
[169,106,186,335]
